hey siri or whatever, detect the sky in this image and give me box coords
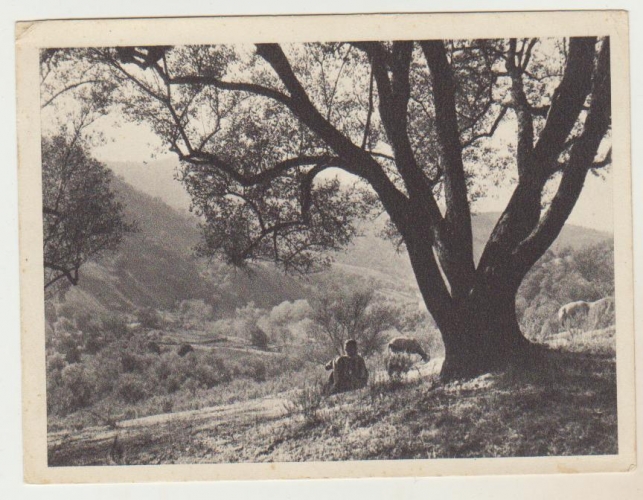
[93,119,614,234]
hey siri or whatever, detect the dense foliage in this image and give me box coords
[41,133,134,289]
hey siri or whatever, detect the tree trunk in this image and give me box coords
[437,289,533,381]
[406,215,536,382]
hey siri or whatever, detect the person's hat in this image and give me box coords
[345,339,357,349]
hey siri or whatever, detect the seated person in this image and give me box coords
[325,339,369,394]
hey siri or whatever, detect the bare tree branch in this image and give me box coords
[461,105,508,147]
[531,37,597,166]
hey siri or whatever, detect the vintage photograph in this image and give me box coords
[16,12,635,482]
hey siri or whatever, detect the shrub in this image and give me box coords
[91,353,121,397]
[47,352,66,374]
[116,373,148,403]
[284,382,326,424]
[60,363,96,413]
[249,326,269,350]
[386,353,415,379]
[165,372,185,394]
[136,307,162,329]
[245,359,267,382]
[161,397,174,413]
[120,351,149,373]
[177,343,194,357]
[101,314,130,339]
[192,357,231,388]
[177,299,213,329]
[147,341,161,355]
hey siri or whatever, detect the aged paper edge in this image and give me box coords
[15,10,635,484]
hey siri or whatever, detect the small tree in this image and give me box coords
[307,286,399,358]
[267,299,313,348]
[177,299,214,329]
[40,49,134,291]
[41,133,135,289]
[249,325,269,350]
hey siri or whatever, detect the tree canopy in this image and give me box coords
[45,37,613,379]
[41,132,134,289]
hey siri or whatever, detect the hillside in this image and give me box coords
[48,327,617,465]
[63,176,308,316]
[107,159,192,213]
[63,174,612,318]
[334,211,612,286]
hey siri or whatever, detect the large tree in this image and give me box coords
[79,38,611,380]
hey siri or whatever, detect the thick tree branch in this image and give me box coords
[514,38,611,272]
[532,37,597,167]
[421,40,476,297]
[520,38,538,70]
[355,42,437,206]
[506,39,535,178]
[255,43,413,226]
[360,65,375,150]
[475,38,602,286]
[590,148,612,169]
[167,74,292,107]
[182,152,340,187]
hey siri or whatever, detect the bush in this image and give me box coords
[91,352,121,397]
[116,373,148,403]
[177,343,194,357]
[386,353,415,379]
[120,351,149,373]
[101,314,130,339]
[177,299,214,329]
[83,332,108,355]
[47,352,66,374]
[249,326,269,350]
[60,363,96,413]
[244,359,267,382]
[136,307,162,329]
[284,382,326,424]
[192,355,231,388]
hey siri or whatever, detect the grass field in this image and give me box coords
[47,327,617,465]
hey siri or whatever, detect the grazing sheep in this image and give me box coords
[557,301,591,325]
[177,343,194,357]
[387,337,429,362]
[557,297,615,333]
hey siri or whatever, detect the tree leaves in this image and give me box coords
[41,133,136,289]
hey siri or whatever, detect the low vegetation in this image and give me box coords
[48,326,616,465]
[45,242,617,464]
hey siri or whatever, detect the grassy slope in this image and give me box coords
[48,328,617,465]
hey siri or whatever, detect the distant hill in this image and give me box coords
[107,159,192,213]
[64,176,308,317]
[333,212,612,290]
[471,212,612,257]
[63,175,612,318]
